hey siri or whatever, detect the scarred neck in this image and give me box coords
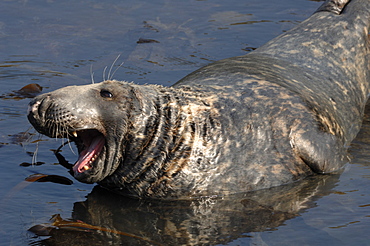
[101,84,221,198]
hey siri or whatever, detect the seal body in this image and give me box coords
[28,0,370,199]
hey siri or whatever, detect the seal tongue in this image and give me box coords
[73,134,105,173]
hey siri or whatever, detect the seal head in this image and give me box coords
[28,81,136,183]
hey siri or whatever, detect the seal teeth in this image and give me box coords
[83,165,90,171]
[72,131,78,138]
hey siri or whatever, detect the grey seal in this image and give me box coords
[27,0,370,199]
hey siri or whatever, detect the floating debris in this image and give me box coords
[29,214,161,245]
[137,38,160,44]
[25,173,73,185]
[0,83,43,100]
[19,161,45,167]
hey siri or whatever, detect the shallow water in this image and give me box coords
[0,0,370,245]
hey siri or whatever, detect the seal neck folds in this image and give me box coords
[100,83,222,198]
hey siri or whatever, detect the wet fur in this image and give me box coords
[28,0,370,199]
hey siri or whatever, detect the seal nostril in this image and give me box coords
[100,90,113,98]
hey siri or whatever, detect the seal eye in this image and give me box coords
[100,90,113,98]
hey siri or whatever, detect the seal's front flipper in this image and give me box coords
[315,0,350,14]
[291,127,348,174]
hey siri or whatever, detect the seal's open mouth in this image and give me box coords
[70,129,105,174]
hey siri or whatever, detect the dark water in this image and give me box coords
[1,0,370,245]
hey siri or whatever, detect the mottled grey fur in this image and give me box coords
[28,0,370,199]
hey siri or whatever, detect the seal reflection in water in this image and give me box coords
[30,175,338,245]
[28,0,370,199]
